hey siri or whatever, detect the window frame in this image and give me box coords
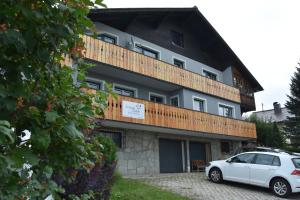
[113,83,138,98]
[172,57,185,69]
[96,130,123,149]
[218,103,235,118]
[203,69,218,81]
[192,96,207,112]
[170,30,184,48]
[134,43,160,60]
[149,92,167,104]
[170,95,180,107]
[97,32,118,45]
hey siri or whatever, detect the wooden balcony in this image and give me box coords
[240,93,256,113]
[81,35,241,103]
[104,95,256,139]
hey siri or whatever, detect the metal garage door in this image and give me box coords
[159,138,183,173]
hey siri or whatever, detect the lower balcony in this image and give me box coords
[103,95,257,139]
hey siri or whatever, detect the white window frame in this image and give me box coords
[202,68,218,81]
[149,92,167,104]
[192,96,207,112]
[170,95,180,107]
[218,103,235,118]
[172,56,186,69]
[113,83,138,98]
[85,77,105,90]
[97,32,119,45]
[134,42,161,60]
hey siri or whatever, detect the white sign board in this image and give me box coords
[122,100,145,119]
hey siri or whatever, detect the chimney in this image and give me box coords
[273,102,282,115]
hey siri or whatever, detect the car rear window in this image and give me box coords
[292,158,300,168]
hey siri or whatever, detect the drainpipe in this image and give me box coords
[186,140,190,172]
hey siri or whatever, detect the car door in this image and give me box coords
[250,154,281,187]
[223,153,256,184]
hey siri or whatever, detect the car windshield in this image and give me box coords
[292,158,300,168]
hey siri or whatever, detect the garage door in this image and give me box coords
[159,138,183,173]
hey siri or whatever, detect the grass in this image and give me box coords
[110,174,189,200]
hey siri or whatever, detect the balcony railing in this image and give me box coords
[104,95,256,139]
[80,35,241,103]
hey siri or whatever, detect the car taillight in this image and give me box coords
[291,169,300,175]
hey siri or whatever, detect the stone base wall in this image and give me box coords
[115,129,242,176]
[117,130,159,175]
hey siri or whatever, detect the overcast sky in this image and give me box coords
[105,0,300,111]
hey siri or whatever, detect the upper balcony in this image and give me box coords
[103,94,256,139]
[80,35,241,103]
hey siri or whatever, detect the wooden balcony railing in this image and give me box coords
[80,35,241,103]
[105,95,256,139]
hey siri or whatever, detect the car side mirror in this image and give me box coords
[226,158,232,163]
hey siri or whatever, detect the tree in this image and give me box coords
[248,115,285,148]
[0,0,111,199]
[285,64,300,146]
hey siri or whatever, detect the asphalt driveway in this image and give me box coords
[130,173,300,200]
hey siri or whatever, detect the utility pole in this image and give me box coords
[261,103,264,111]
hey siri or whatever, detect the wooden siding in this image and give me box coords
[105,95,256,139]
[81,35,241,103]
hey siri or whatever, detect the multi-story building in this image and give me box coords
[68,7,263,175]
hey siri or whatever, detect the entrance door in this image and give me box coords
[159,138,183,173]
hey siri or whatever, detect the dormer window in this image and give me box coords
[171,30,184,48]
[97,33,117,44]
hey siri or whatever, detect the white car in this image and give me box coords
[205,151,300,198]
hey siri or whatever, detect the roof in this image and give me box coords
[253,107,294,123]
[88,7,263,92]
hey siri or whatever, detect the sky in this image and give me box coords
[104,0,300,111]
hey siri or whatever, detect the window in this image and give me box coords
[173,58,185,68]
[97,33,117,44]
[170,96,179,107]
[193,98,205,112]
[171,30,184,48]
[86,81,102,90]
[114,86,136,97]
[221,142,230,153]
[254,154,281,166]
[149,93,165,104]
[203,70,217,81]
[219,104,234,118]
[98,130,122,148]
[135,44,159,59]
[231,153,256,164]
[292,158,300,168]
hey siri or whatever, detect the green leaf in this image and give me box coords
[31,129,51,151]
[0,121,14,144]
[43,166,53,179]
[63,122,83,138]
[45,111,59,123]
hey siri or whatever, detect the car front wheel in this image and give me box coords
[271,178,291,198]
[209,168,223,183]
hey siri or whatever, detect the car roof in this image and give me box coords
[241,151,300,158]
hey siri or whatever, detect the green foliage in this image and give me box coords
[96,136,117,165]
[110,175,189,200]
[285,64,300,146]
[0,0,108,199]
[248,115,286,148]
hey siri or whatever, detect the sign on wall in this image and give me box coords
[122,100,145,119]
